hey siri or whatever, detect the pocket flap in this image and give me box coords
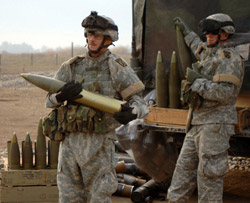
[76,106,90,121]
[66,105,78,123]
[57,106,67,123]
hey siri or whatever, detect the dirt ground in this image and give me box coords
[0,87,51,148]
[0,74,250,202]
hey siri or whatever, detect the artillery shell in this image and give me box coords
[169,51,181,108]
[175,23,192,79]
[35,118,46,169]
[156,51,168,107]
[22,133,33,169]
[9,132,20,169]
[20,73,125,114]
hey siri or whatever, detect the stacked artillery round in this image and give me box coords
[114,147,169,202]
[2,118,59,203]
[7,118,60,170]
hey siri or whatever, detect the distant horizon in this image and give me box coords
[0,41,131,54]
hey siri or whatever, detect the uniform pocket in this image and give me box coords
[76,105,90,133]
[199,124,231,178]
[201,150,228,178]
[57,106,67,131]
[94,112,108,134]
[42,109,58,140]
[66,105,78,132]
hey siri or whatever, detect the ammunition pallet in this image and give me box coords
[1,169,57,187]
[144,123,186,134]
[144,107,250,135]
[144,107,188,134]
[1,169,58,203]
[1,186,58,203]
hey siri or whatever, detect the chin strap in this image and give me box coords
[207,40,219,48]
[208,30,230,47]
[87,36,112,54]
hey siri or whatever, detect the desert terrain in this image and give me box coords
[0,72,250,202]
[0,47,250,202]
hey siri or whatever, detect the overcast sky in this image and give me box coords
[0,0,132,49]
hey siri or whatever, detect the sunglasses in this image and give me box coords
[203,29,220,35]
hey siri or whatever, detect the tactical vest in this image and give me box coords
[42,51,124,141]
[191,43,244,125]
[70,51,120,134]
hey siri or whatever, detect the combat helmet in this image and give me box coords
[82,11,118,42]
[199,13,235,35]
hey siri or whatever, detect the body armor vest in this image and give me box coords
[70,51,120,133]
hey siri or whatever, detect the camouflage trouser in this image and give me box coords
[167,124,234,203]
[57,132,118,203]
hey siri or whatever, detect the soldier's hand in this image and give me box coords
[186,67,201,83]
[56,81,83,103]
[173,17,191,36]
[182,87,192,104]
[113,104,137,125]
[182,87,201,109]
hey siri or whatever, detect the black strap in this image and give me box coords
[220,21,235,28]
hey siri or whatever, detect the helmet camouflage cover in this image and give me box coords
[82,11,119,42]
[199,13,235,34]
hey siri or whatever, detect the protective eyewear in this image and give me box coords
[199,18,234,35]
[199,19,221,34]
[203,29,220,35]
[86,32,103,40]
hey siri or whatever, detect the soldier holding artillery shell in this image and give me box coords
[44,11,148,203]
[167,13,244,203]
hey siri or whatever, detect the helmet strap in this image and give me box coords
[219,31,230,43]
[88,35,108,54]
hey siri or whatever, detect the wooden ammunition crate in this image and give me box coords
[1,169,57,187]
[1,168,58,202]
[1,186,58,203]
[144,107,188,127]
[144,106,250,134]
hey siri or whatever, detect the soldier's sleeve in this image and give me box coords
[108,55,149,118]
[191,48,244,103]
[129,94,149,118]
[45,62,71,108]
[184,31,203,55]
[45,55,85,108]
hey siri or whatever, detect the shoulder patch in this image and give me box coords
[114,58,128,68]
[223,50,231,59]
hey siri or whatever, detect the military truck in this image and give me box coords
[129,0,250,198]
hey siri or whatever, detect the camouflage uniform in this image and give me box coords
[167,31,244,202]
[46,50,148,203]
